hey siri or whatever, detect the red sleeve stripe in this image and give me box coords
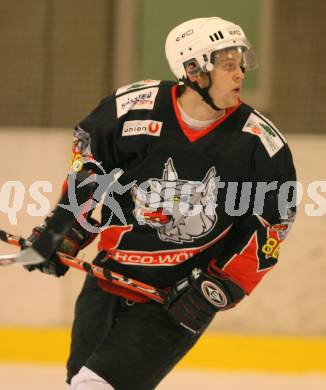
[220,233,274,294]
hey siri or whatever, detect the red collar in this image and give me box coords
[172,84,242,142]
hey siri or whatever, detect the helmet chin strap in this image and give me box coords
[183,73,222,112]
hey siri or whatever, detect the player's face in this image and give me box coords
[208,49,245,109]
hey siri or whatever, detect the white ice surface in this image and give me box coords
[0,364,326,390]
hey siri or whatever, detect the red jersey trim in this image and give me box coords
[220,232,274,294]
[171,84,242,143]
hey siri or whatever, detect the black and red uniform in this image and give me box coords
[67,80,296,389]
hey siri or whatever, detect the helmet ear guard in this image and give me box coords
[182,57,214,78]
[183,58,202,76]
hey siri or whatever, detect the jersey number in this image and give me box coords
[262,238,280,259]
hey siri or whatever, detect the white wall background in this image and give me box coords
[0,128,325,334]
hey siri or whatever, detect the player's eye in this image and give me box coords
[222,62,238,71]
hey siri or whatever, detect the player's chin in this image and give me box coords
[213,95,239,110]
[224,96,240,109]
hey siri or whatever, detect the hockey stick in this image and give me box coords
[0,230,167,304]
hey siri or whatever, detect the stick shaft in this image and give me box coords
[0,229,167,304]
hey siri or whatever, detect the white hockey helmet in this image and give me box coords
[165,17,258,81]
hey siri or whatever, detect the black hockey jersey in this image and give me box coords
[70,80,296,295]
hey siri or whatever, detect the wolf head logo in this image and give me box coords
[131,158,217,244]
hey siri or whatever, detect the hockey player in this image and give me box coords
[21,17,296,389]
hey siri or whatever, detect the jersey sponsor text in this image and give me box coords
[122,120,163,137]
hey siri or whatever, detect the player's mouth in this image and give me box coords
[232,87,241,95]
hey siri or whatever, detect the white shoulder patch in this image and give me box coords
[242,111,286,157]
[115,80,161,119]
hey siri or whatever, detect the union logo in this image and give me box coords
[148,122,160,134]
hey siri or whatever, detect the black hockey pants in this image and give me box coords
[66,275,209,390]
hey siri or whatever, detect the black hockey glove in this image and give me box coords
[167,268,245,334]
[24,217,100,277]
